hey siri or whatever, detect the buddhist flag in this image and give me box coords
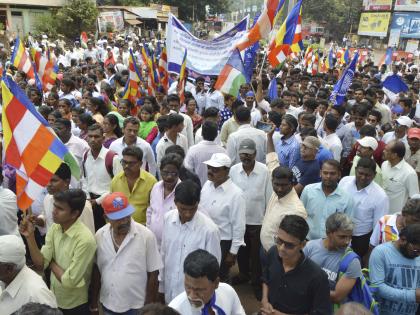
[267,0,304,67]
[177,49,188,105]
[122,49,143,105]
[214,49,247,97]
[2,76,80,210]
[158,46,169,92]
[236,0,285,51]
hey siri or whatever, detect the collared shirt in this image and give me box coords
[146,180,180,247]
[350,155,383,186]
[323,133,343,161]
[275,134,300,169]
[41,220,96,309]
[0,265,57,315]
[206,90,225,111]
[301,182,353,240]
[261,153,307,251]
[156,133,189,168]
[179,112,194,148]
[226,124,267,165]
[191,90,207,114]
[111,170,157,224]
[339,176,389,236]
[194,127,222,145]
[382,159,419,213]
[0,187,19,236]
[200,179,246,254]
[109,136,157,177]
[160,210,221,302]
[65,134,89,168]
[95,220,163,312]
[370,214,400,247]
[184,140,227,186]
[169,283,245,315]
[220,117,240,147]
[229,162,272,225]
[408,149,420,172]
[81,146,122,197]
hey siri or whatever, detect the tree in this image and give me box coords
[162,0,229,21]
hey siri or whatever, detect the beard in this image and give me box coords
[399,243,418,259]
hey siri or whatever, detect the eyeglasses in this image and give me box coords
[120,160,138,167]
[273,235,299,250]
[160,170,179,177]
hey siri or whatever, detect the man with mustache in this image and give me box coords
[90,192,162,314]
[169,249,246,315]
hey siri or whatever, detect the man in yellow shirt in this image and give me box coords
[111,146,157,224]
[20,189,97,315]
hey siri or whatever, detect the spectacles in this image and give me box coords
[120,160,138,167]
[273,235,299,250]
[160,170,179,177]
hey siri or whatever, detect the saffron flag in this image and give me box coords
[329,52,359,106]
[236,0,286,51]
[214,49,247,97]
[122,49,143,105]
[267,0,304,67]
[1,76,80,210]
[158,46,169,92]
[177,49,188,105]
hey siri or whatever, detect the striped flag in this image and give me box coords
[158,46,169,92]
[267,0,304,67]
[308,50,319,75]
[2,76,80,210]
[325,47,334,69]
[214,49,247,97]
[141,46,156,96]
[80,32,88,49]
[304,46,313,68]
[177,49,188,105]
[341,48,350,64]
[31,48,58,92]
[122,49,143,106]
[236,0,285,51]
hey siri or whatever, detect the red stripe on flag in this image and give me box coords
[30,164,54,187]
[5,138,21,168]
[5,97,27,131]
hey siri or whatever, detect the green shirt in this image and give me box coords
[41,219,96,309]
[111,170,157,224]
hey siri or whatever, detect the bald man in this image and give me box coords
[0,235,57,314]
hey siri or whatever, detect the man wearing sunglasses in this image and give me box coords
[369,224,420,315]
[260,215,330,315]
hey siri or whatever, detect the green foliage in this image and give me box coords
[34,0,98,40]
[102,0,149,5]
[302,0,363,40]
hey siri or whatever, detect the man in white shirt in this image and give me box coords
[160,181,221,303]
[169,249,246,315]
[200,153,246,282]
[109,117,157,176]
[167,94,194,147]
[34,163,95,236]
[82,124,121,230]
[339,157,389,260]
[90,192,162,314]
[0,170,19,236]
[156,114,188,168]
[229,139,272,293]
[191,77,207,114]
[0,235,57,315]
[195,107,222,145]
[226,106,267,165]
[185,121,227,186]
[323,114,342,162]
[205,77,225,111]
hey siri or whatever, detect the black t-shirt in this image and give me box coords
[292,159,321,186]
[262,245,331,315]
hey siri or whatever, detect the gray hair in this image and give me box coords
[325,213,354,234]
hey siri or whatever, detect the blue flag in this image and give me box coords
[268,77,278,101]
[329,52,359,106]
[243,12,260,83]
[383,74,408,94]
[385,47,393,66]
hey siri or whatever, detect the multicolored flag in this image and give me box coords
[31,48,58,92]
[80,32,88,49]
[341,48,350,65]
[236,0,285,51]
[325,47,334,69]
[267,0,304,67]
[177,49,188,105]
[329,52,359,106]
[214,49,247,97]
[141,46,156,96]
[1,76,80,210]
[158,46,169,92]
[122,49,143,106]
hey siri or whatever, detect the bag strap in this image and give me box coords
[338,248,360,277]
[105,150,117,178]
[82,150,88,178]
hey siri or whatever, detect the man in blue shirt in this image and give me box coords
[300,159,353,240]
[369,224,420,315]
[275,114,300,169]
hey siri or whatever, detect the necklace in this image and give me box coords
[110,229,121,250]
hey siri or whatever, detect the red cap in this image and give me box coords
[102,192,134,220]
[408,128,420,140]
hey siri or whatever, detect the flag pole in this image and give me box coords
[259,50,268,78]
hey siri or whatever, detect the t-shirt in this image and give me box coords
[292,159,321,186]
[303,239,362,290]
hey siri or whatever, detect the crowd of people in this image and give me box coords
[0,32,420,315]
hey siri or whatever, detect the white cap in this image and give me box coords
[396,116,413,128]
[0,235,26,268]
[203,153,231,168]
[357,136,378,151]
[42,34,48,39]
